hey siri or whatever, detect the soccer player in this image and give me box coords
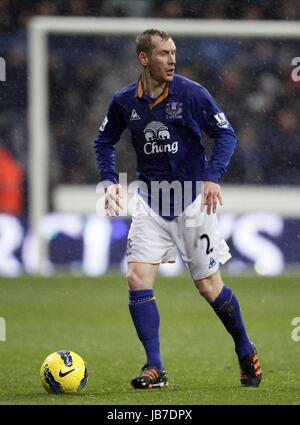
[94,29,262,389]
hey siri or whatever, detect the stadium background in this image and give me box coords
[1,0,300,277]
[0,0,300,408]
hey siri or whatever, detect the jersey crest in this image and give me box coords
[165,101,183,119]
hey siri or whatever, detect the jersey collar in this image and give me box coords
[136,77,170,110]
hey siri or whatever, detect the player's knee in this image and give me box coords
[194,273,223,302]
[127,263,157,290]
[126,269,146,290]
[196,279,215,299]
[127,269,139,289]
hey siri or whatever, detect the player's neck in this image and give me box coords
[141,70,166,99]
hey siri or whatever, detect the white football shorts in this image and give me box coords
[126,193,231,280]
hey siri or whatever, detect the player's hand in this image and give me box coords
[202,181,223,215]
[105,184,124,216]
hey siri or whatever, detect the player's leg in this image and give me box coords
[194,270,262,387]
[176,197,262,386]
[194,269,254,359]
[126,194,175,388]
[127,262,168,388]
[127,261,162,369]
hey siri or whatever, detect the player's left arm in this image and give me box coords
[194,86,237,214]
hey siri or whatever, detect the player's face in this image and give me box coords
[147,36,176,83]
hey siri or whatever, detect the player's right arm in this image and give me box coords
[94,96,127,216]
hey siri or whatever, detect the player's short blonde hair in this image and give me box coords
[136,29,170,56]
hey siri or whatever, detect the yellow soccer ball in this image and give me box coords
[40,350,88,393]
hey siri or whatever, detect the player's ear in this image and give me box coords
[138,51,149,66]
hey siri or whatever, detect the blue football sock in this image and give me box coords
[210,285,253,360]
[128,289,163,370]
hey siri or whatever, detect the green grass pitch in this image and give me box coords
[0,273,300,405]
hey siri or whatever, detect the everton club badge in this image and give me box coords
[165,101,183,119]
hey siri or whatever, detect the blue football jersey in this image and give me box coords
[95,74,237,219]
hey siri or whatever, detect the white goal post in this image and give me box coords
[28,17,300,273]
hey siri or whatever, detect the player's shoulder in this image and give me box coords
[113,81,136,103]
[173,74,210,99]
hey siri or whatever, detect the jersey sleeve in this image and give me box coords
[193,86,237,183]
[94,95,127,184]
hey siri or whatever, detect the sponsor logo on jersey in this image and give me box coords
[214,112,229,129]
[144,121,170,141]
[143,121,178,155]
[165,101,183,119]
[130,109,140,120]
